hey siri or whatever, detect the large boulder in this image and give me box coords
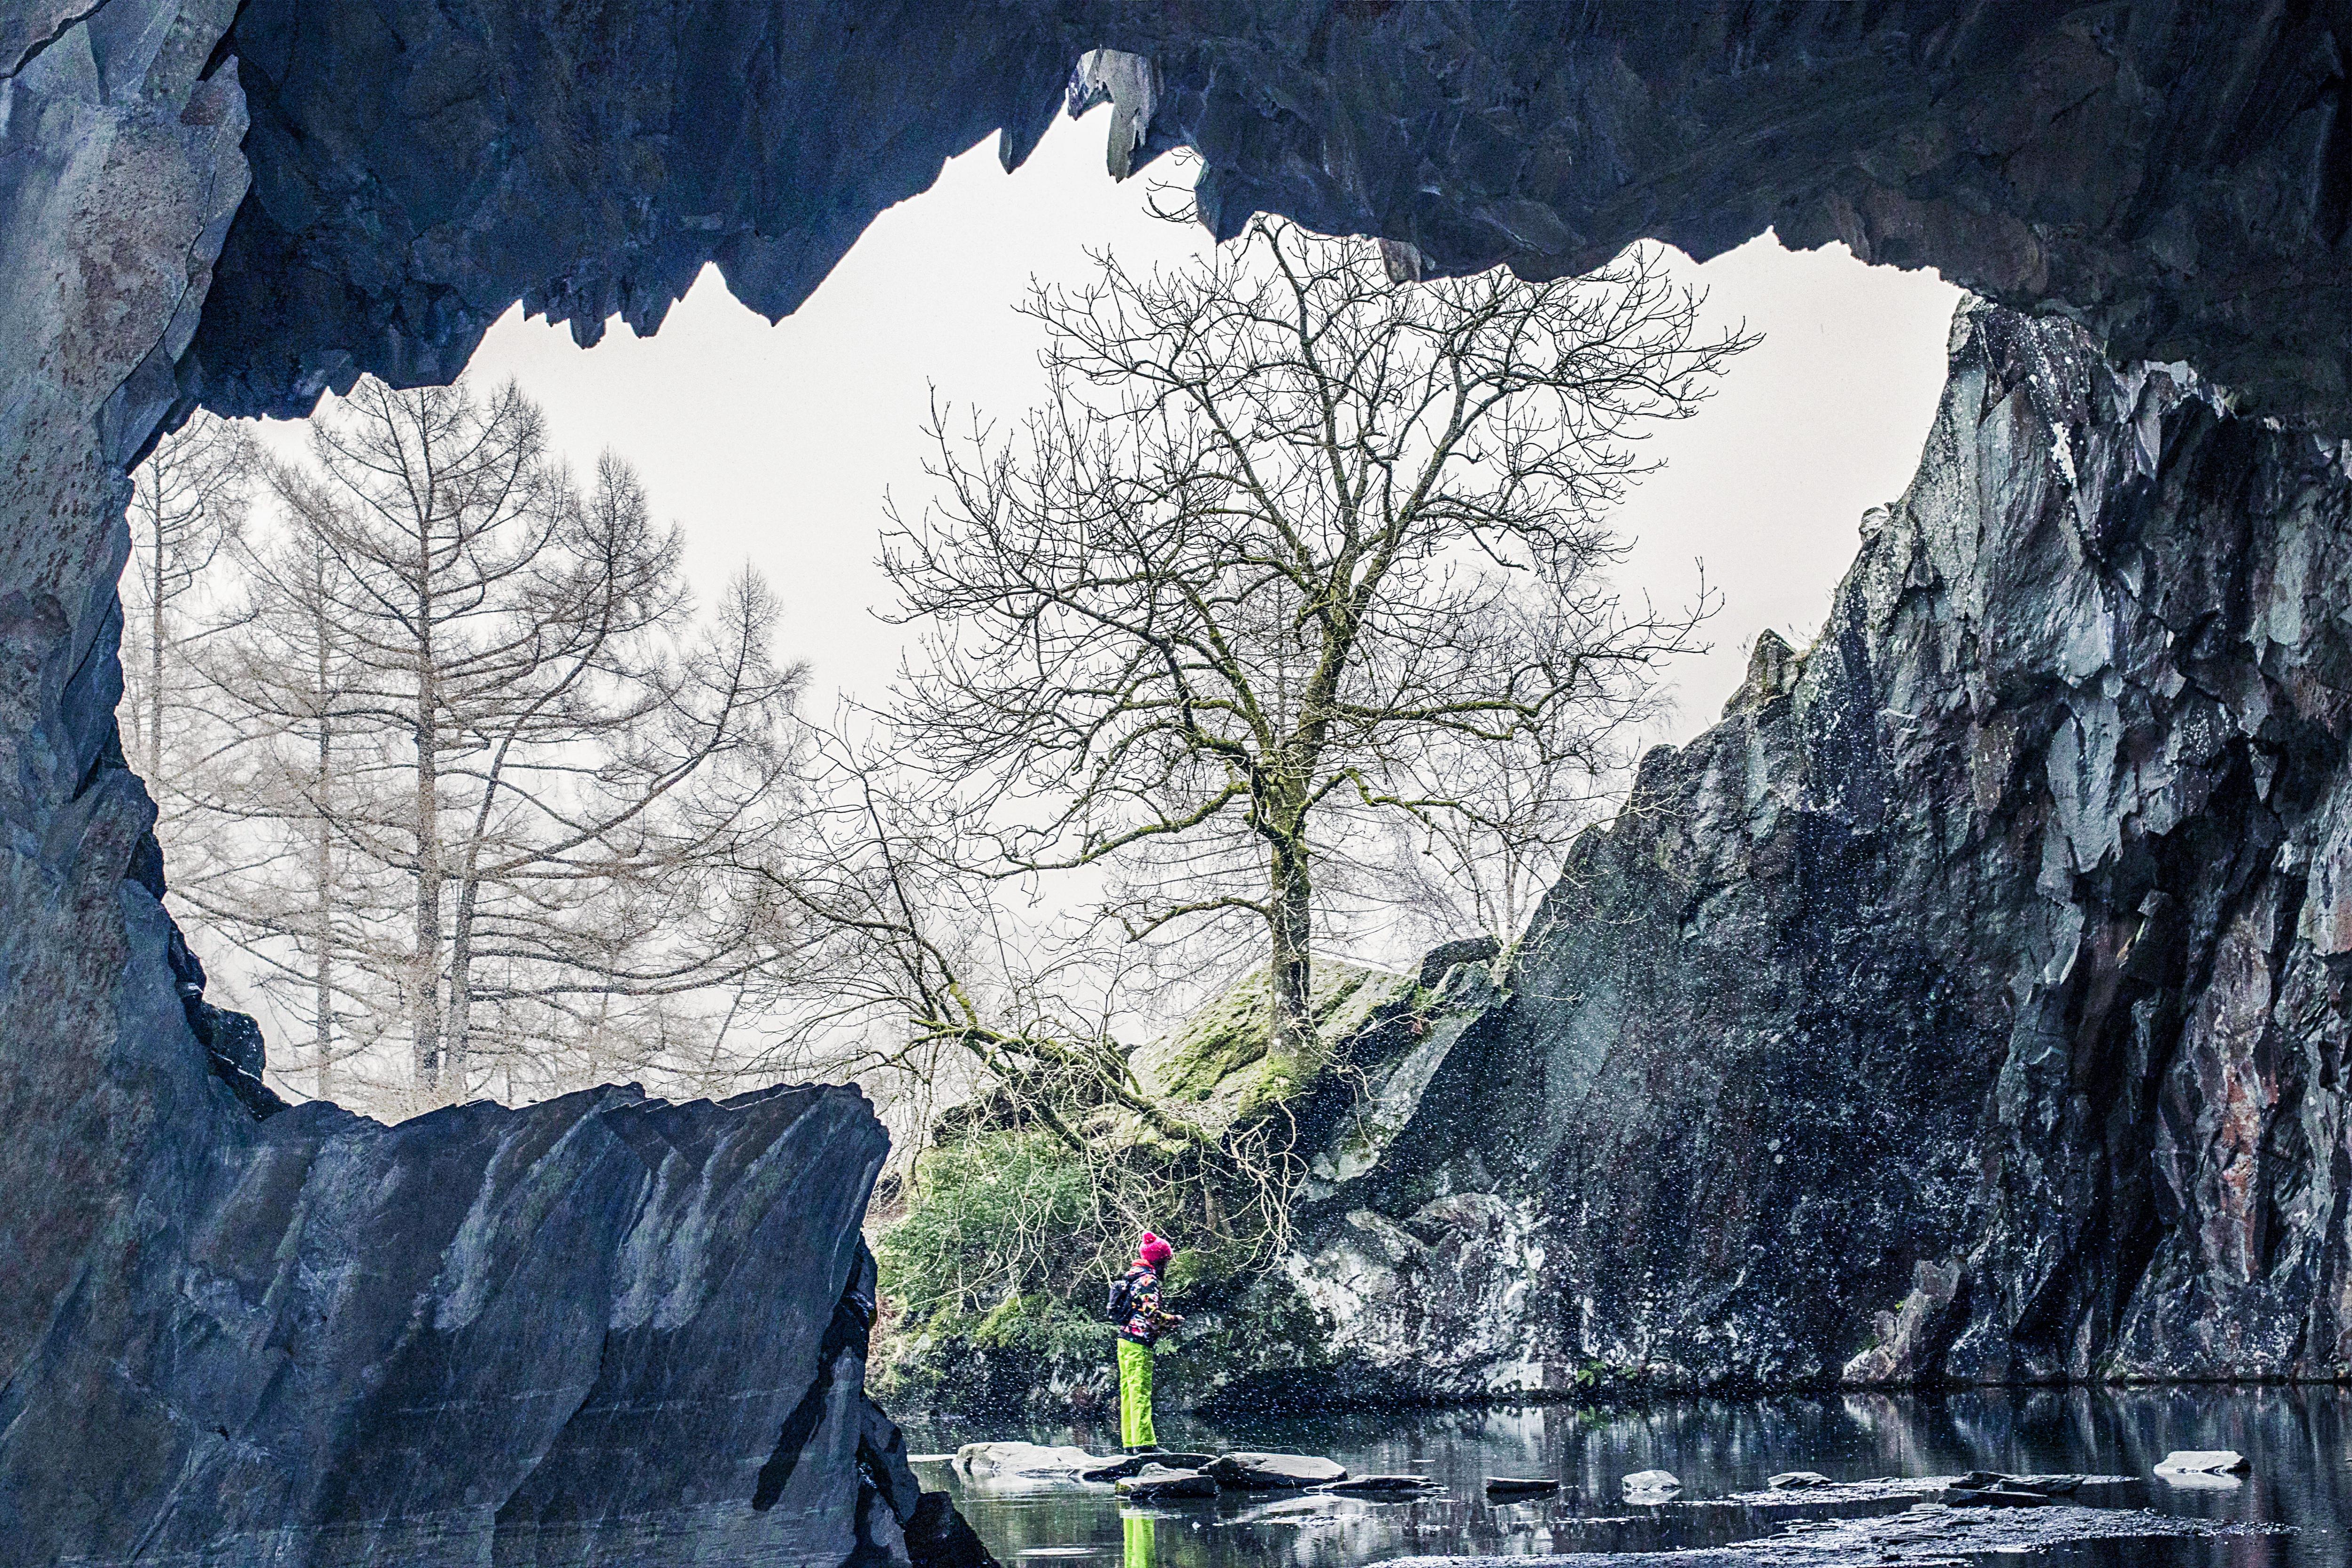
[0,1066,981,1563]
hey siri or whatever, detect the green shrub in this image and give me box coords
[878,1129,1104,1335]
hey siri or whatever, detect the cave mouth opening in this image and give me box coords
[137,108,1961,1127]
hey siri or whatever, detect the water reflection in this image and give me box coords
[905,1386,2347,1568]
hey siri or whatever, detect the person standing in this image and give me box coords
[1110,1232,1181,1452]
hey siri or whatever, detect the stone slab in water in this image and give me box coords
[1206,1452,1348,1490]
[1116,1466,1217,1500]
[1328,1475,1439,1496]
[954,1443,1100,1482]
[1081,1452,1215,1482]
[1484,1477,1559,1496]
[2156,1450,2250,1474]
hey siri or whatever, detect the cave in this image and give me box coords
[7,1,2352,1560]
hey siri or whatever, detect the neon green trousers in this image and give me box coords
[1116,1337,1157,1449]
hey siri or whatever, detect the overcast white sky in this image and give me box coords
[322,107,1963,749]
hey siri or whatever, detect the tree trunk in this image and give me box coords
[1267,826,1314,1079]
[147,509,166,784]
[412,542,444,1091]
[447,873,477,1094]
[313,709,334,1102]
[306,542,337,1103]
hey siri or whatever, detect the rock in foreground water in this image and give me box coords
[1330,1475,1440,1496]
[1485,1478,1560,1497]
[1207,1453,1349,1490]
[0,1074,980,1566]
[1081,1452,1216,1483]
[1117,1466,1218,1500]
[953,1443,1101,1483]
[1621,1470,1682,1499]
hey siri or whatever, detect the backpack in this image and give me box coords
[1104,1267,1144,1325]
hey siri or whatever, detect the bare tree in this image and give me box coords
[122,410,255,781]
[170,522,393,1100]
[190,376,803,1106]
[883,223,1749,1065]
[754,722,1307,1269]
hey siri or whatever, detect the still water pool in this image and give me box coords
[902,1388,2346,1567]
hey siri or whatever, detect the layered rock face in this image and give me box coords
[1277,303,2352,1396]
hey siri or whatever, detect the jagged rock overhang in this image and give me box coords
[188,1,2352,432]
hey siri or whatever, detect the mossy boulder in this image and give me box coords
[1128,961,1423,1130]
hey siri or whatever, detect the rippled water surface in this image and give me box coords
[903,1388,2346,1567]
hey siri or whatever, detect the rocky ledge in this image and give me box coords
[186,3,2352,430]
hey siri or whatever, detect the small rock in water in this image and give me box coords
[1326,1474,1438,1496]
[1081,1452,1215,1482]
[1484,1477,1558,1497]
[1940,1483,2052,1507]
[1948,1472,2084,1500]
[1206,1452,1348,1490]
[1117,1465,1218,1500]
[1768,1471,1833,1490]
[2156,1450,2250,1475]
[1621,1469,1681,1498]
[953,1442,1099,1481]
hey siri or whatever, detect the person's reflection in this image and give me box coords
[1121,1508,1156,1568]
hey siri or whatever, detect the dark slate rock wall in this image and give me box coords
[1276,303,2352,1396]
[0,0,261,1528]
[182,0,1083,416]
[1106,0,2352,431]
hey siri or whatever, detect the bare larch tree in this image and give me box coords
[196,376,801,1104]
[122,410,255,783]
[884,222,1750,1068]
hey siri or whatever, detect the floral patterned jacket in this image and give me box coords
[1116,1265,1174,1346]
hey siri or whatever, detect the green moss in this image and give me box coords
[1136,961,1421,1125]
[1160,1242,1243,1294]
[874,960,1441,1420]
[971,1292,1114,1358]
